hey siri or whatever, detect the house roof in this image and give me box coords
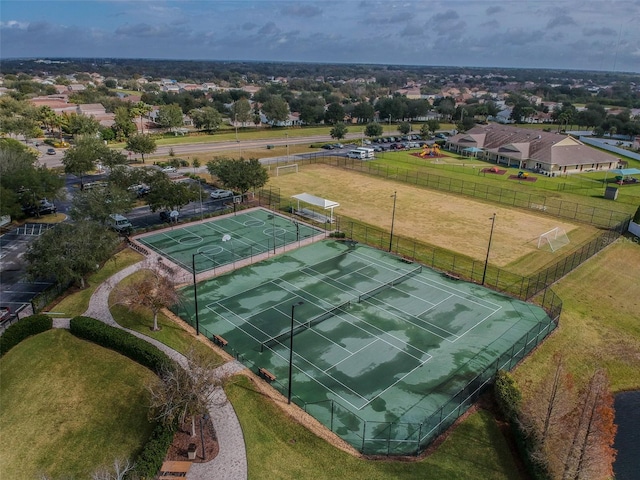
[448,124,620,167]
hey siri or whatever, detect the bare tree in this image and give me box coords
[562,369,617,480]
[113,264,179,331]
[147,347,223,437]
[91,458,135,480]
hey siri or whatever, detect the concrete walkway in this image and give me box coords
[53,260,248,480]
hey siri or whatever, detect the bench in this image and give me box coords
[296,208,335,224]
[400,257,413,264]
[258,367,276,382]
[443,272,461,281]
[212,334,228,348]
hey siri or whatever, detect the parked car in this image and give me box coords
[23,199,57,217]
[332,143,344,149]
[107,214,133,235]
[46,148,56,155]
[161,166,177,173]
[321,144,334,150]
[210,189,233,199]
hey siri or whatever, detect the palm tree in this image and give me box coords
[132,101,152,134]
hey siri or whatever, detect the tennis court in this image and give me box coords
[176,240,555,454]
[135,208,324,274]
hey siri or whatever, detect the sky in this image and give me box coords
[1,0,640,73]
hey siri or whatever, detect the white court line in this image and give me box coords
[416,294,454,317]
[453,307,503,341]
[348,249,503,311]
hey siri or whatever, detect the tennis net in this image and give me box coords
[358,265,423,303]
[261,300,351,351]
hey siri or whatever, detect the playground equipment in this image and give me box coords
[517,171,529,179]
[419,144,441,158]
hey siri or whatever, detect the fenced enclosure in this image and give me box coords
[176,240,557,456]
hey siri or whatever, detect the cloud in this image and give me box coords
[282,4,323,18]
[431,9,460,23]
[486,6,503,15]
[546,14,576,30]
[582,27,616,36]
[401,23,426,37]
[258,22,280,36]
[242,22,257,31]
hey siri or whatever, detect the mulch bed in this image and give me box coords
[508,175,537,182]
[410,152,445,159]
[165,418,219,463]
[481,168,507,175]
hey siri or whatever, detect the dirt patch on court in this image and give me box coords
[268,164,586,267]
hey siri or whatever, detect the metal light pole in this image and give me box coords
[234,113,238,143]
[288,301,304,404]
[389,191,397,252]
[285,132,289,162]
[482,213,497,286]
[192,252,202,335]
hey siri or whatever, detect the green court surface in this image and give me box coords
[175,240,555,455]
[136,208,324,273]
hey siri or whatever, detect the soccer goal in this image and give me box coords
[276,164,298,176]
[537,227,570,252]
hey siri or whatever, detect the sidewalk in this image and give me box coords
[53,260,248,480]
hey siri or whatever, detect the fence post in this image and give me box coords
[362,421,367,453]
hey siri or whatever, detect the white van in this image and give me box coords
[347,149,366,159]
[355,147,375,158]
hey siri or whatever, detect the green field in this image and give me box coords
[0,330,156,480]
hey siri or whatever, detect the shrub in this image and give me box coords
[131,422,175,479]
[493,370,521,422]
[69,316,171,371]
[329,231,346,238]
[0,314,52,357]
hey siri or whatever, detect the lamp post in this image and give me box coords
[285,132,289,162]
[482,213,497,285]
[234,113,238,143]
[288,301,304,404]
[191,252,204,336]
[389,191,397,252]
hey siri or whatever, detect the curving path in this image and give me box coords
[53,261,248,480]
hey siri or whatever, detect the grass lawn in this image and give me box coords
[46,248,144,318]
[0,330,156,480]
[108,269,222,362]
[368,151,640,210]
[513,239,640,393]
[267,163,598,268]
[226,375,521,480]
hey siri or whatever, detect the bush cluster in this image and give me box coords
[131,422,175,479]
[0,314,52,357]
[69,316,171,371]
[329,231,347,238]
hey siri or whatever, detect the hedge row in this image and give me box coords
[0,314,52,357]
[132,422,176,479]
[69,316,171,372]
[69,316,176,478]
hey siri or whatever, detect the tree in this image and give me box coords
[113,265,180,331]
[0,139,64,216]
[190,106,222,133]
[231,98,252,125]
[398,121,412,135]
[126,134,157,163]
[66,112,101,137]
[25,221,119,288]
[156,104,184,132]
[69,185,135,224]
[131,101,152,134]
[206,157,268,194]
[111,106,136,141]
[324,102,345,125]
[364,122,383,138]
[146,347,222,437]
[91,458,135,480]
[62,136,109,186]
[330,122,348,141]
[145,176,200,213]
[561,370,617,480]
[352,103,376,124]
[261,95,289,125]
